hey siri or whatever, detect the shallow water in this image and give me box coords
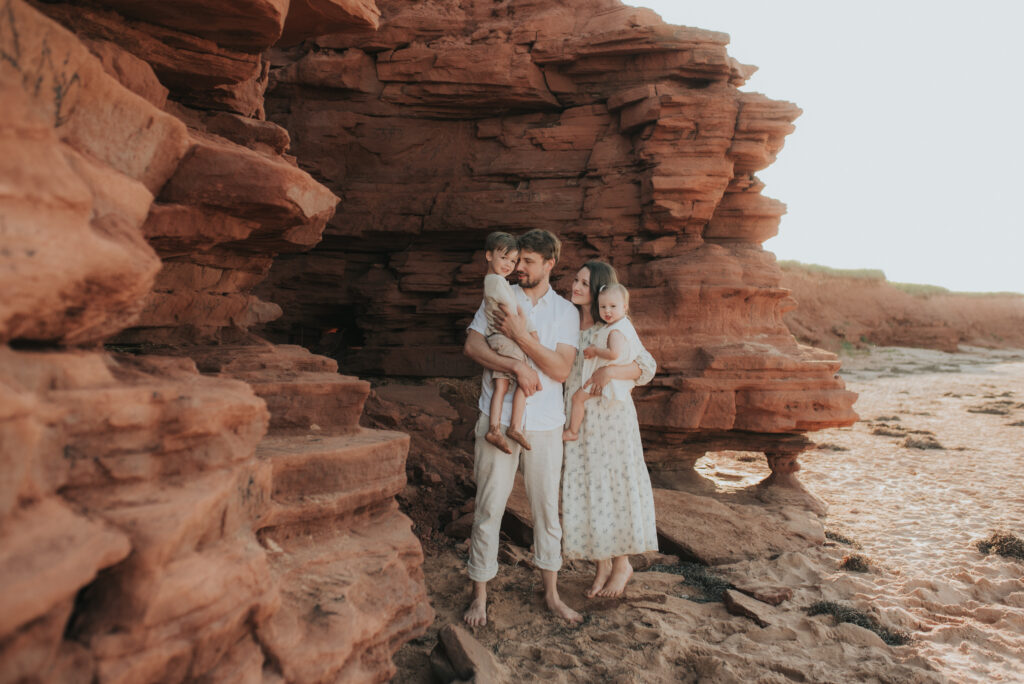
[799,347,1024,683]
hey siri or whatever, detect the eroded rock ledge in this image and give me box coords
[259,0,858,485]
[0,0,429,681]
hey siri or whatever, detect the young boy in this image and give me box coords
[480,232,537,453]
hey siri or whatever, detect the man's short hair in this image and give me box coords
[516,229,561,263]
[485,231,519,254]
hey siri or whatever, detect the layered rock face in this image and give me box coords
[261,0,858,484]
[0,1,429,682]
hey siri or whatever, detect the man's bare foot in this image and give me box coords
[463,595,487,627]
[562,428,579,442]
[506,427,531,451]
[596,560,633,598]
[545,594,583,624]
[485,426,512,454]
[585,559,612,598]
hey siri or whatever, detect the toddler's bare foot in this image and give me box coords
[506,427,531,451]
[485,426,512,454]
[586,559,612,598]
[562,428,579,442]
[596,562,633,598]
[463,595,487,627]
[545,594,583,624]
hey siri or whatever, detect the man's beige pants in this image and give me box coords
[466,414,563,582]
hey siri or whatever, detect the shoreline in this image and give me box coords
[394,345,1024,682]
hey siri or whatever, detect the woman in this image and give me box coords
[562,261,659,598]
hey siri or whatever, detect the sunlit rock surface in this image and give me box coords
[260,0,858,486]
[0,1,429,681]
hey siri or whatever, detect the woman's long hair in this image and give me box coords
[581,260,618,324]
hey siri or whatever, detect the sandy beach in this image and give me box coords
[395,346,1024,682]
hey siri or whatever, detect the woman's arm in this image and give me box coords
[584,342,657,395]
[633,346,657,385]
[584,362,639,395]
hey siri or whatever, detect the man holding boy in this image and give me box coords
[462,229,583,626]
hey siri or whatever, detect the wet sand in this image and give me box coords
[395,347,1024,682]
[798,345,1024,682]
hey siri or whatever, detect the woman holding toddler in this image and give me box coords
[560,261,659,598]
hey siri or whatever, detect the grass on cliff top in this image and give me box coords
[778,260,886,281]
[780,260,1024,298]
[889,282,950,296]
[806,601,910,646]
[976,532,1024,560]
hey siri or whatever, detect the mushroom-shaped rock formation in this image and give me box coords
[259,0,859,489]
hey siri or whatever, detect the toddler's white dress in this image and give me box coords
[580,317,643,402]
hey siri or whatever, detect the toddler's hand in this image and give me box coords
[583,345,598,359]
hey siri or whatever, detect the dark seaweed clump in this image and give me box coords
[825,530,859,547]
[647,562,732,603]
[806,601,910,646]
[976,532,1024,560]
[839,554,871,572]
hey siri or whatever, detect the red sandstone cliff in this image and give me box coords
[259,0,858,486]
[780,264,1024,353]
[0,1,430,681]
[2,0,868,680]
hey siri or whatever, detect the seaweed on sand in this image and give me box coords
[839,554,871,572]
[976,532,1024,560]
[825,530,859,547]
[806,601,910,646]
[645,562,732,603]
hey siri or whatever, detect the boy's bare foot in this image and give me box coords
[463,594,487,627]
[485,426,512,454]
[585,559,612,598]
[506,427,531,451]
[545,594,583,624]
[596,560,633,598]
[562,428,579,442]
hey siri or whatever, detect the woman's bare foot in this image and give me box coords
[545,594,583,624]
[485,425,512,454]
[506,427,531,451]
[596,558,633,598]
[562,428,579,442]
[586,559,612,598]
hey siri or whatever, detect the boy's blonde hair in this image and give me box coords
[598,283,630,312]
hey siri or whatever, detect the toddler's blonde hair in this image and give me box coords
[598,283,630,312]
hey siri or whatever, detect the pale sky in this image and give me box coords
[629,1,1024,294]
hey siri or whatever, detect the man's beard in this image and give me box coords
[517,274,540,289]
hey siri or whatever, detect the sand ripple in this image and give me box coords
[800,346,1024,683]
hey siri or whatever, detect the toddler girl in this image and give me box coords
[563,283,643,442]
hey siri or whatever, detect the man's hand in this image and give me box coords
[514,361,542,396]
[582,345,598,359]
[495,304,531,344]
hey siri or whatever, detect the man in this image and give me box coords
[462,229,582,626]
